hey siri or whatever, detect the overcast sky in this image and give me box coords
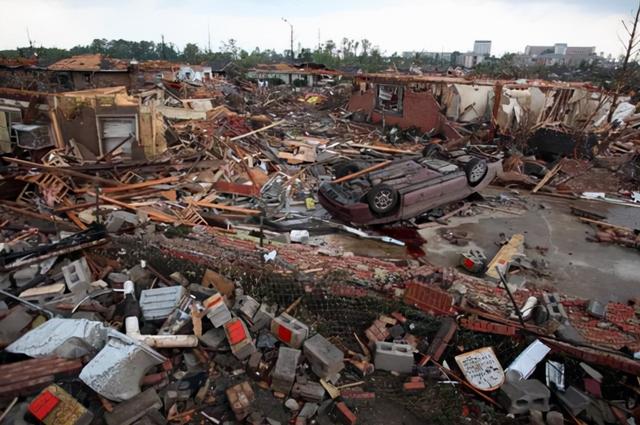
[1,0,638,57]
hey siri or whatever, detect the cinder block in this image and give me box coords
[498,379,550,415]
[105,211,139,233]
[374,341,414,374]
[251,303,277,332]
[542,293,568,323]
[587,300,606,319]
[226,382,255,421]
[224,318,256,360]
[19,283,66,303]
[271,313,309,348]
[234,295,260,321]
[139,286,186,321]
[203,293,232,327]
[61,258,92,293]
[271,347,300,394]
[292,381,325,402]
[556,386,590,416]
[303,334,345,380]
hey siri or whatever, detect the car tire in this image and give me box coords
[465,158,489,187]
[367,185,399,215]
[334,161,362,179]
[422,144,444,158]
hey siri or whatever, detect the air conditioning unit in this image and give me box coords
[12,124,54,150]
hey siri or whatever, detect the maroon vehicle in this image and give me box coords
[318,150,502,225]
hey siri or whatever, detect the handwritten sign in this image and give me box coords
[455,347,504,391]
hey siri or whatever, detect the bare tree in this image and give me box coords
[608,1,640,122]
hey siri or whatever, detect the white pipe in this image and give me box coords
[125,316,199,348]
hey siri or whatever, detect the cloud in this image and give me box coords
[0,0,632,57]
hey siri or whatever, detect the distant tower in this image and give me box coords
[473,40,492,56]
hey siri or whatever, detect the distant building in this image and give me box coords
[456,40,491,68]
[473,40,492,56]
[523,43,596,67]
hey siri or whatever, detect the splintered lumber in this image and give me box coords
[332,160,392,184]
[578,217,635,233]
[76,176,180,194]
[531,160,563,193]
[195,201,261,215]
[3,157,118,187]
[485,233,525,281]
[229,120,285,141]
[85,191,177,223]
[347,143,416,154]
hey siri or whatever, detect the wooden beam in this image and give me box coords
[229,120,285,141]
[195,201,261,215]
[3,157,118,187]
[346,143,416,154]
[578,217,635,233]
[531,160,563,194]
[76,176,180,194]
[332,160,392,184]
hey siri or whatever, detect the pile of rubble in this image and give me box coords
[1,65,640,425]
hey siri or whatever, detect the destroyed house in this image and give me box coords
[47,54,133,91]
[348,73,615,138]
[247,63,341,86]
[0,86,167,160]
[0,58,51,92]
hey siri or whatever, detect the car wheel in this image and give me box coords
[367,185,399,215]
[334,161,362,179]
[465,158,489,187]
[422,144,444,158]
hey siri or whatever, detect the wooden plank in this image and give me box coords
[229,120,285,141]
[85,191,177,223]
[578,217,634,233]
[332,160,392,184]
[531,160,563,193]
[212,181,260,197]
[3,157,118,187]
[76,176,180,194]
[347,143,416,154]
[195,201,261,215]
[485,233,525,281]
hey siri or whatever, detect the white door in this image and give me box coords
[100,117,136,157]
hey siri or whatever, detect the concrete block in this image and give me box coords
[105,210,139,233]
[374,341,414,374]
[203,293,232,327]
[104,388,162,425]
[271,313,309,348]
[226,381,255,421]
[292,381,325,402]
[13,265,40,288]
[250,303,277,332]
[224,318,256,360]
[587,300,606,319]
[542,293,568,323]
[139,286,186,321]
[556,386,590,416]
[234,295,260,321]
[271,347,301,394]
[199,327,227,349]
[498,379,550,415]
[0,306,33,347]
[303,334,345,380]
[62,258,92,293]
[29,384,93,425]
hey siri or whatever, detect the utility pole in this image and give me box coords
[207,23,212,54]
[282,17,294,62]
[161,34,166,60]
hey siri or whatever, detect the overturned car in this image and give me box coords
[318,149,502,225]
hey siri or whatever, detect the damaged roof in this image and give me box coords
[354,72,607,92]
[48,54,130,72]
[250,63,341,76]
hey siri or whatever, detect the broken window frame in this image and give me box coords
[375,84,404,115]
[12,123,54,150]
[0,108,23,152]
[96,115,138,159]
